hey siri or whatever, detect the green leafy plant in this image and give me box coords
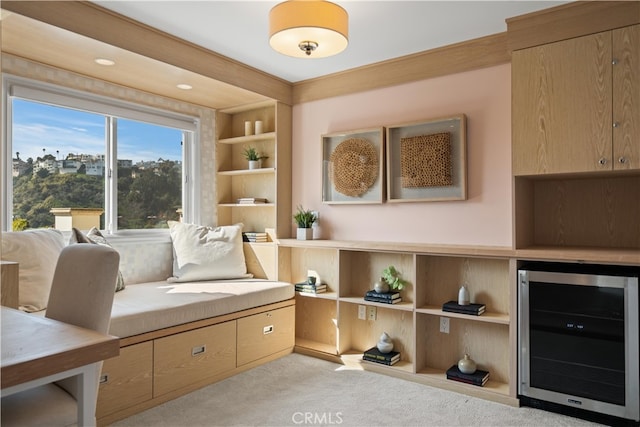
[293,205,317,228]
[242,146,268,161]
[381,265,407,290]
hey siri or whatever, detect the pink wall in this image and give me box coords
[291,64,512,247]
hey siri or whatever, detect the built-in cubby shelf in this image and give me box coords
[278,239,518,406]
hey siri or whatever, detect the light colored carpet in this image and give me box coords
[113,353,603,427]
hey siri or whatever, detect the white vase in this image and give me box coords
[248,160,261,170]
[377,332,394,353]
[458,285,470,305]
[458,354,477,374]
[296,228,313,240]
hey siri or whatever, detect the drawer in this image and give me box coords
[97,341,153,418]
[237,305,295,366]
[153,320,236,397]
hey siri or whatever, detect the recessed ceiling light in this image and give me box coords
[176,84,193,90]
[94,58,115,66]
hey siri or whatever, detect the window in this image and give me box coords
[3,77,199,233]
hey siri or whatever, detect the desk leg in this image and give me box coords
[77,363,99,427]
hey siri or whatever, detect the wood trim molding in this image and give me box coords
[507,1,640,52]
[1,0,293,105]
[292,32,510,104]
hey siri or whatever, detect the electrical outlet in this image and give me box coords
[367,306,377,321]
[439,317,450,334]
[358,305,366,320]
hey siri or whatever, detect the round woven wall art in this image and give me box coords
[329,137,378,197]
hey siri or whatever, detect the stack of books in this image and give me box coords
[442,301,486,316]
[362,347,401,366]
[364,290,402,304]
[242,232,268,242]
[446,365,490,386]
[236,197,268,204]
[294,282,327,295]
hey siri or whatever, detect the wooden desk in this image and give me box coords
[1,261,19,308]
[1,307,119,425]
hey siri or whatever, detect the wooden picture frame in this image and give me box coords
[322,127,385,204]
[386,115,467,202]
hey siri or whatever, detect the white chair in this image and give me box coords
[1,244,120,426]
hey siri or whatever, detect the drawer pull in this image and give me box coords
[263,325,274,335]
[99,374,109,384]
[192,345,207,356]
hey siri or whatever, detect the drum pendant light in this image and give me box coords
[269,0,348,58]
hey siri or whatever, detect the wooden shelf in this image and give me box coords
[217,168,275,176]
[360,358,414,374]
[295,291,338,300]
[416,306,510,325]
[340,296,414,311]
[218,131,276,145]
[218,203,275,208]
[416,367,513,402]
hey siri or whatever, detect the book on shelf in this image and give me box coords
[445,365,489,386]
[236,197,268,204]
[364,295,402,304]
[362,347,400,366]
[442,301,486,316]
[294,283,327,294]
[364,290,400,300]
[242,232,268,242]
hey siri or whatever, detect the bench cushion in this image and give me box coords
[109,279,294,338]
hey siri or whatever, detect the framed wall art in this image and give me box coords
[322,128,385,204]
[386,114,467,202]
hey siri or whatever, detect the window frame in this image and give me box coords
[2,75,200,233]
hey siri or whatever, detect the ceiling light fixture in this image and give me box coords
[94,58,115,66]
[269,0,348,58]
[176,84,193,90]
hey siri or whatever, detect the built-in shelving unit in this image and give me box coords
[277,239,518,406]
[216,100,292,279]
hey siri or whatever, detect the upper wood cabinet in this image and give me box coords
[512,25,639,175]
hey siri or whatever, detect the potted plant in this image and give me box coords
[293,205,317,240]
[242,146,268,170]
[374,265,407,293]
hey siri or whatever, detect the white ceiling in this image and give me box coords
[93,1,568,83]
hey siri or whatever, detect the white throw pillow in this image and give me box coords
[167,221,249,282]
[1,229,65,312]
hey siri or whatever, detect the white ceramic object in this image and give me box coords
[244,120,253,136]
[296,228,313,240]
[377,332,394,353]
[458,354,477,374]
[254,120,263,134]
[458,285,470,305]
[248,160,261,170]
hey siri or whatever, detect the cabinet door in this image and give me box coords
[512,32,612,175]
[612,25,640,170]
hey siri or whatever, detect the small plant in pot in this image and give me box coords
[293,205,317,240]
[242,146,268,170]
[374,265,407,294]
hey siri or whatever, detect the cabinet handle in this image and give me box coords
[598,158,607,166]
[191,345,207,356]
[612,58,619,65]
[100,374,109,384]
[619,157,627,164]
[613,122,620,128]
[263,325,274,335]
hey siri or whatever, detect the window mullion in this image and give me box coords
[105,117,118,233]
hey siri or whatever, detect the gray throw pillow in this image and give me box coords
[70,227,125,292]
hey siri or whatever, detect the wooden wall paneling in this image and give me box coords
[513,177,535,249]
[274,102,292,239]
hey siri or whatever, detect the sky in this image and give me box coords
[12,99,183,164]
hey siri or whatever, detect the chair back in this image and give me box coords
[45,244,120,399]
